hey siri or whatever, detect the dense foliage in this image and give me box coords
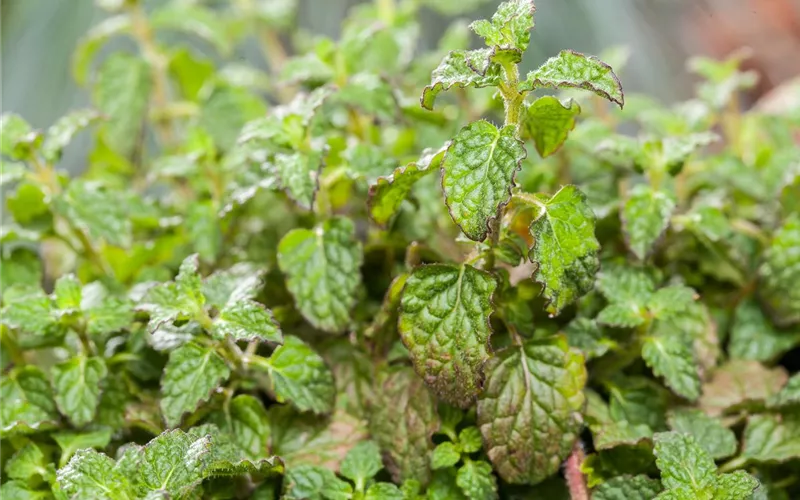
[2,0,800,498]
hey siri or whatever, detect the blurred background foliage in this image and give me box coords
[2,0,799,176]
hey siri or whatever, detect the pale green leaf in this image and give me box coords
[284,464,353,500]
[54,274,82,312]
[528,185,600,315]
[477,336,586,484]
[458,427,483,454]
[0,113,34,159]
[653,432,715,492]
[368,146,447,227]
[263,335,335,414]
[51,356,108,427]
[211,299,282,344]
[93,53,150,157]
[151,4,231,55]
[591,474,663,500]
[596,264,656,304]
[522,50,624,108]
[741,412,800,464]
[622,185,676,260]
[42,109,100,163]
[55,181,132,247]
[213,394,270,460]
[642,332,701,401]
[0,289,58,335]
[564,318,616,359]
[769,373,800,409]
[5,443,48,481]
[160,342,231,427]
[399,264,497,407]
[57,449,134,500]
[431,442,461,470]
[646,285,697,320]
[365,482,404,500]
[340,440,383,486]
[139,429,212,497]
[456,459,498,500]
[186,201,222,263]
[202,262,264,310]
[274,151,323,210]
[53,428,113,468]
[442,120,526,241]
[368,367,439,485]
[667,409,736,459]
[729,300,800,362]
[72,14,131,86]
[712,471,760,500]
[277,217,363,333]
[758,215,800,327]
[0,367,58,437]
[524,96,581,158]
[597,303,646,328]
[139,254,205,331]
[470,0,534,52]
[421,49,502,110]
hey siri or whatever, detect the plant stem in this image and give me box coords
[718,456,747,473]
[130,2,174,148]
[565,442,589,500]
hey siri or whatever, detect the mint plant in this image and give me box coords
[2,0,800,498]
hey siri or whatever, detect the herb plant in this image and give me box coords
[2,0,799,499]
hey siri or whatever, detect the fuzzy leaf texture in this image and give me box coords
[399,264,497,407]
[522,50,624,107]
[527,185,600,315]
[441,120,526,241]
[277,217,364,333]
[476,336,586,484]
[523,96,581,158]
[421,49,502,110]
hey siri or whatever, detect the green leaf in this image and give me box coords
[0,481,49,500]
[421,49,502,110]
[622,185,676,260]
[0,113,33,159]
[274,151,324,210]
[151,4,230,55]
[54,274,82,312]
[263,335,335,414]
[470,0,534,52]
[699,361,788,417]
[456,459,498,500]
[646,285,697,320]
[368,367,439,486]
[399,264,497,407]
[527,185,600,315]
[458,427,483,454]
[642,332,701,401]
[769,373,800,409]
[1,289,58,335]
[522,50,624,108]
[608,376,668,430]
[202,262,264,310]
[524,96,581,158]
[653,432,758,500]
[51,356,107,427]
[758,215,800,327]
[442,120,526,241]
[596,264,657,304]
[212,300,282,344]
[200,84,267,151]
[564,317,611,360]
[729,300,800,362]
[476,336,586,484]
[368,146,447,227]
[139,254,205,331]
[160,342,231,427]
[591,475,663,500]
[596,303,646,328]
[431,442,462,470]
[284,464,353,500]
[741,412,800,464]
[186,201,222,263]
[0,367,58,437]
[428,468,468,500]
[55,181,132,247]
[139,429,211,497]
[72,14,131,86]
[365,482,404,500]
[667,409,736,460]
[53,428,113,468]
[213,394,270,460]
[93,53,150,157]
[337,72,397,119]
[42,109,100,163]
[57,449,134,500]
[5,443,48,481]
[340,440,383,487]
[277,217,364,333]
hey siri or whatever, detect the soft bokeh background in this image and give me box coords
[2,0,799,168]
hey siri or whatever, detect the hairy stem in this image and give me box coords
[565,442,589,500]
